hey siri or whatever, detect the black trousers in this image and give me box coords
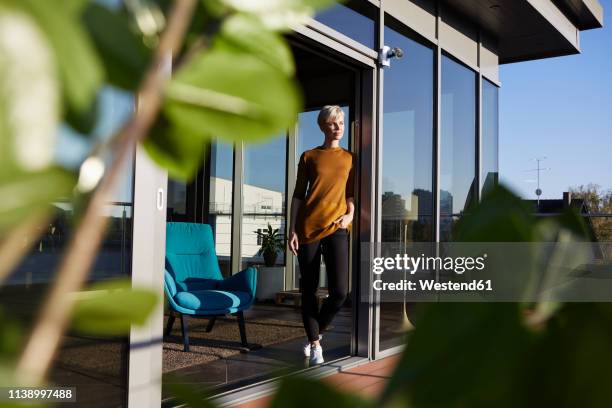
[298,228,349,342]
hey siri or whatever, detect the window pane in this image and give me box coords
[315,2,376,49]
[481,79,499,197]
[167,179,188,220]
[209,142,234,277]
[2,86,134,407]
[241,135,287,270]
[440,55,477,242]
[380,26,434,350]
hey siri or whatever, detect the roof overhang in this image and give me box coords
[442,0,604,64]
[553,0,604,30]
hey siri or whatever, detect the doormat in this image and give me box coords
[163,315,306,373]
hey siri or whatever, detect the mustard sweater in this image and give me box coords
[293,146,355,244]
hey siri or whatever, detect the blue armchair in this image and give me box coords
[164,222,257,352]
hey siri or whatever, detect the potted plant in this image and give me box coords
[254,224,286,301]
[254,224,284,267]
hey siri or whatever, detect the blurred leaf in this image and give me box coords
[63,0,89,16]
[380,303,534,408]
[0,7,60,171]
[82,3,151,91]
[199,0,228,18]
[11,0,103,130]
[221,0,338,31]
[454,184,535,242]
[143,114,208,181]
[0,309,22,358]
[165,381,217,408]
[271,376,374,408]
[165,47,302,143]
[65,97,99,135]
[71,279,158,336]
[519,302,612,407]
[216,14,295,75]
[0,168,75,234]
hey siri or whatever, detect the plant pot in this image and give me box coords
[263,250,278,267]
[256,266,285,301]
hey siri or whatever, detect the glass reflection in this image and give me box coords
[314,2,376,49]
[167,179,188,221]
[209,142,234,277]
[440,55,477,242]
[380,26,434,350]
[241,135,287,269]
[1,86,134,407]
[481,80,499,198]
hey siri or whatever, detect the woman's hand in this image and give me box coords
[289,230,299,256]
[333,213,353,229]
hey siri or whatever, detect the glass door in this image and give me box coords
[158,36,376,401]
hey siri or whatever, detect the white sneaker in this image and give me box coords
[309,344,324,365]
[302,335,322,357]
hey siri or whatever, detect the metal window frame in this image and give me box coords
[231,142,244,275]
[477,69,483,202]
[375,0,497,355]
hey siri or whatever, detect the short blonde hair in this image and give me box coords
[317,105,344,127]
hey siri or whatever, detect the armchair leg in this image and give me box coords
[205,316,217,333]
[237,311,248,349]
[164,314,175,336]
[180,314,190,352]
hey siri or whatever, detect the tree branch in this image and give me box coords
[15,0,197,384]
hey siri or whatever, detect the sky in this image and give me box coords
[499,0,612,199]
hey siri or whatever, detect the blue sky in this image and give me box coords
[499,1,612,199]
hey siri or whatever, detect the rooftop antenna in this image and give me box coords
[525,157,551,208]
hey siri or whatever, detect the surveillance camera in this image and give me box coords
[379,45,404,67]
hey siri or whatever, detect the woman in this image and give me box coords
[289,105,355,365]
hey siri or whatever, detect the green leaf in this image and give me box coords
[71,278,159,336]
[380,303,534,408]
[454,184,535,242]
[0,7,60,171]
[165,47,302,143]
[12,0,103,128]
[0,168,75,234]
[271,376,374,408]
[65,97,99,135]
[216,14,295,76]
[63,0,89,16]
[143,115,208,181]
[220,0,338,31]
[82,3,151,91]
[0,308,22,358]
[520,303,612,407]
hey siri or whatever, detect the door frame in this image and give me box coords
[286,27,378,360]
[127,21,380,408]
